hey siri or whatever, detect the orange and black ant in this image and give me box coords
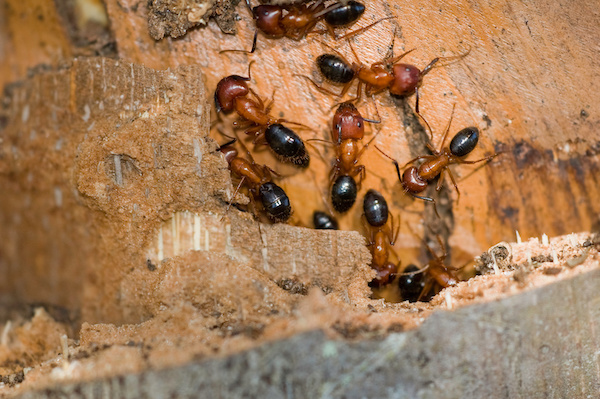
[236,0,391,53]
[308,102,379,212]
[362,189,401,287]
[217,137,292,222]
[378,105,499,214]
[215,62,310,168]
[304,36,470,113]
[398,234,461,302]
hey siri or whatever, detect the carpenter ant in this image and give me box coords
[327,102,379,213]
[398,235,460,301]
[238,0,389,53]
[306,39,470,113]
[379,106,499,212]
[215,63,310,168]
[362,189,400,287]
[312,211,339,230]
[217,138,292,222]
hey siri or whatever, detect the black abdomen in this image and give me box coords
[317,54,355,84]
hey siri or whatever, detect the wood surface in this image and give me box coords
[2,0,600,263]
[100,0,600,264]
[17,265,600,399]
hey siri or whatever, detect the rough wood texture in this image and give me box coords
[17,266,600,399]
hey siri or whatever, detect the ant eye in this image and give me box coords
[358,122,363,128]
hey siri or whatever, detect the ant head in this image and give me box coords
[402,166,427,194]
[253,5,285,36]
[218,144,238,165]
[332,102,364,143]
[389,64,421,97]
[368,263,397,288]
[449,127,479,157]
[215,76,250,114]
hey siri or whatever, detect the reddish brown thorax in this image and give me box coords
[332,102,365,143]
[372,230,389,268]
[389,64,421,96]
[357,65,393,90]
[215,76,250,113]
[233,97,272,126]
[417,152,451,180]
[338,140,359,174]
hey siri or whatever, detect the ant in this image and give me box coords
[325,102,379,213]
[215,62,310,168]
[217,138,292,223]
[398,235,460,302]
[312,211,339,230]
[362,189,400,287]
[238,0,389,53]
[379,105,499,213]
[305,37,470,113]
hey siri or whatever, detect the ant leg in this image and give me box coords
[437,103,457,152]
[415,86,421,115]
[458,153,501,165]
[389,212,401,245]
[381,48,417,67]
[411,192,440,218]
[444,168,461,204]
[342,79,359,100]
[417,278,434,302]
[337,16,396,41]
[248,87,266,110]
[296,75,344,97]
[222,176,247,219]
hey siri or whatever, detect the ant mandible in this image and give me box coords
[306,36,470,113]
[362,189,401,287]
[217,138,292,223]
[240,0,389,53]
[398,235,460,302]
[327,102,379,213]
[379,105,499,212]
[215,62,310,168]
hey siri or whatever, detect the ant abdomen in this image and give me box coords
[363,189,388,227]
[449,127,479,157]
[265,124,310,168]
[313,211,339,230]
[324,1,365,27]
[259,182,292,222]
[331,175,357,213]
[317,54,355,84]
